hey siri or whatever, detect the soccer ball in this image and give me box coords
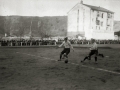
[65,59,68,63]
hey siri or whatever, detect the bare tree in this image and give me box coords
[19,23,25,38]
[4,18,10,36]
[37,21,52,39]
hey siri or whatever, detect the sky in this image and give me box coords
[0,0,120,21]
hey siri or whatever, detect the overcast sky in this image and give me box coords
[0,0,120,20]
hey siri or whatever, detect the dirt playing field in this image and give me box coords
[0,47,120,90]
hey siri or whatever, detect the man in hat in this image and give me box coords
[81,39,104,64]
[57,37,74,62]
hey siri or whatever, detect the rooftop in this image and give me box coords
[83,4,114,14]
[68,2,114,14]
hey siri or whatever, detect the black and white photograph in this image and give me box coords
[0,0,120,90]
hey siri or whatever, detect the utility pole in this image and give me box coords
[118,30,120,41]
[30,18,33,38]
[77,9,79,36]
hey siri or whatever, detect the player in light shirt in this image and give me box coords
[81,39,104,64]
[58,37,74,62]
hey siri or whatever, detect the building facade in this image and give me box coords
[67,1,114,40]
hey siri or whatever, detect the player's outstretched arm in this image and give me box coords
[70,45,74,52]
[68,41,74,52]
[71,47,74,52]
[59,42,64,48]
[56,42,64,49]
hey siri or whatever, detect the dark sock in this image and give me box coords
[83,56,88,61]
[95,57,97,62]
[88,56,91,60]
[98,54,104,57]
[60,53,62,60]
[101,54,104,57]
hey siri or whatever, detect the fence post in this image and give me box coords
[39,42,40,46]
[21,42,22,46]
[54,41,56,45]
[88,41,89,45]
[11,42,13,46]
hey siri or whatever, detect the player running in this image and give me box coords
[57,37,74,63]
[81,39,104,64]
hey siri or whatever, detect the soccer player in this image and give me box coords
[81,39,104,64]
[57,37,74,63]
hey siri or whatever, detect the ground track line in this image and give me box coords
[16,52,120,75]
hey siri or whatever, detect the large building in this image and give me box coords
[67,1,114,40]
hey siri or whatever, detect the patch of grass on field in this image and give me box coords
[0,47,120,90]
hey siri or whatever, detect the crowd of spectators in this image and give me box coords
[0,39,56,46]
[0,38,120,46]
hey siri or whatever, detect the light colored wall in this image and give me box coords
[92,32,114,40]
[67,3,114,40]
[67,5,78,37]
[82,5,92,39]
[91,10,114,39]
[68,3,91,38]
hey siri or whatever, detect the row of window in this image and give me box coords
[96,20,103,26]
[97,11,112,18]
[95,26,111,31]
[96,18,112,26]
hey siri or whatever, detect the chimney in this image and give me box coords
[81,0,83,4]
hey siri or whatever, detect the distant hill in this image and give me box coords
[0,16,120,38]
[0,16,67,38]
[114,21,120,32]
[114,21,120,36]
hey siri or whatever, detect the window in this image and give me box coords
[102,13,104,18]
[96,20,100,25]
[106,27,108,30]
[111,14,112,18]
[97,11,100,17]
[107,19,111,26]
[108,13,111,18]
[101,22,103,26]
